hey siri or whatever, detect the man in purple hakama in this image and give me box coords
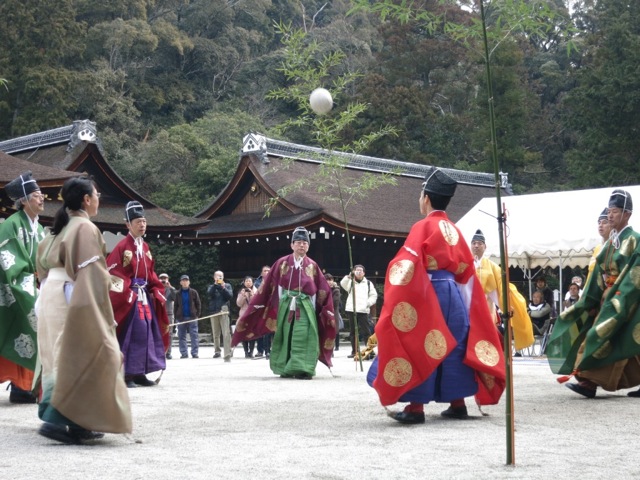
[107,201,169,388]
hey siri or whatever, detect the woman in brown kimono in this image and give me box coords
[35,177,132,444]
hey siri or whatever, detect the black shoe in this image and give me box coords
[514,352,522,357]
[566,382,596,398]
[347,353,355,358]
[627,388,640,398]
[125,380,137,388]
[293,373,312,380]
[69,427,105,441]
[166,353,172,360]
[192,354,199,359]
[9,385,37,404]
[180,354,188,359]
[265,353,270,359]
[213,353,221,358]
[441,406,469,419]
[390,411,425,424]
[38,423,79,445]
[133,375,156,387]
[255,352,263,358]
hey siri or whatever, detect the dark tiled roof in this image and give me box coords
[197,131,507,239]
[263,137,508,188]
[0,124,78,154]
[0,151,81,185]
[253,155,498,231]
[195,210,323,237]
[0,122,207,231]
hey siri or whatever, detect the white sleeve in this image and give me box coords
[457,277,474,312]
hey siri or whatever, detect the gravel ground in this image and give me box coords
[2,348,640,480]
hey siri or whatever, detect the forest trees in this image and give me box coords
[0,0,639,207]
[563,0,640,187]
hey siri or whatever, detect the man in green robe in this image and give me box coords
[0,171,45,403]
[232,227,336,379]
[547,189,640,398]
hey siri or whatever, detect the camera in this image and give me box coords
[243,288,251,293]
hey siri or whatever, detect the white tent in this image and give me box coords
[456,185,640,269]
[456,185,640,304]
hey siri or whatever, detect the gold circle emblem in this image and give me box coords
[317,288,327,303]
[477,371,495,390]
[438,220,459,246]
[456,262,469,275]
[280,263,289,277]
[389,259,415,286]
[630,266,640,289]
[392,302,418,332]
[425,329,448,359]
[632,323,640,344]
[266,317,278,332]
[592,341,612,359]
[305,263,316,278]
[621,236,637,257]
[611,298,621,313]
[426,255,438,270]
[595,317,617,338]
[475,340,500,367]
[383,357,413,387]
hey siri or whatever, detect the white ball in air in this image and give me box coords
[309,88,333,115]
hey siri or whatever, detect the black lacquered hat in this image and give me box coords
[422,167,457,197]
[472,229,485,243]
[291,226,310,243]
[5,171,40,201]
[608,189,632,212]
[125,201,145,222]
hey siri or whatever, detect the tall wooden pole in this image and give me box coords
[478,0,515,464]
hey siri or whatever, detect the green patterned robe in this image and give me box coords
[0,210,45,372]
[547,226,640,390]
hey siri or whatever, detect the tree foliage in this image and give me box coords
[0,0,638,205]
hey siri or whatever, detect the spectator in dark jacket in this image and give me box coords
[174,275,201,359]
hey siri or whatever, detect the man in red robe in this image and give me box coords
[107,201,169,388]
[367,168,505,424]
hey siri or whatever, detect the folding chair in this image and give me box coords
[539,317,555,355]
[524,317,554,356]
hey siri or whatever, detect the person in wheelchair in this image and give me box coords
[528,290,552,335]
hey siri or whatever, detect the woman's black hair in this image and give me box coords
[51,177,95,235]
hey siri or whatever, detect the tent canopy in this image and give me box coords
[456,186,640,269]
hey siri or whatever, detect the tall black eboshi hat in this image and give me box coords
[422,167,457,198]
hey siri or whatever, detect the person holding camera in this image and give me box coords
[207,270,233,361]
[340,265,377,358]
[236,276,257,358]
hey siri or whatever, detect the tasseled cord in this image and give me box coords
[556,370,577,384]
